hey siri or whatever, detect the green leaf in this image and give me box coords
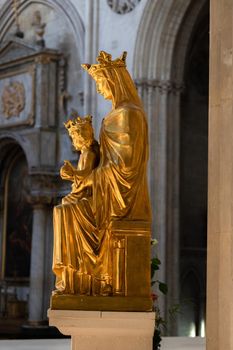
[153,329,162,348]
[159,282,168,295]
[151,257,161,278]
[151,258,160,269]
[168,304,181,319]
[152,257,161,265]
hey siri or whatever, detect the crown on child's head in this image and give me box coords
[64,111,92,132]
[81,51,127,78]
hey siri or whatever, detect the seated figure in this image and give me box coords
[53,114,102,295]
[52,51,152,309]
[61,113,100,204]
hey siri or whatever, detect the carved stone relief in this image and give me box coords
[107,0,141,14]
[0,67,35,128]
[2,81,25,119]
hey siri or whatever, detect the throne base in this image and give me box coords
[50,294,152,312]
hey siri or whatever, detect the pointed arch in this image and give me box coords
[0,135,31,170]
[133,0,206,81]
[0,0,84,61]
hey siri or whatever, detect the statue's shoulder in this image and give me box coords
[112,103,144,118]
[116,103,142,112]
[105,104,145,130]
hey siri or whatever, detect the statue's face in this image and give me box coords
[69,125,93,151]
[96,77,112,100]
[72,134,83,150]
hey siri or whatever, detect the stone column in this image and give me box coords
[136,79,183,333]
[0,190,4,317]
[0,189,4,277]
[42,206,54,320]
[164,82,183,335]
[135,79,165,276]
[83,0,100,123]
[207,0,233,349]
[28,203,47,324]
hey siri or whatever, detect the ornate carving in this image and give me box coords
[2,81,25,118]
[29,173,59,206]
[31,10,46,47]
[135,79,185,95]
[35,55,51,64]
[113,237,125,295]
[58,57,66,92]
[28,64,36,125]
[107,0,141,14]
[0,66,36,127]
[58,57,71,115]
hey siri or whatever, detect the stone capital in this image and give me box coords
[28,173,60,206]
[135,78,185,95]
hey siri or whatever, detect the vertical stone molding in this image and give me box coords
[207,0,233,348]
[28,203,47,324]
[83,0,100,124]
[135,79,183,294]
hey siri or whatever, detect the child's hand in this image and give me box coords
[60,160,75,180]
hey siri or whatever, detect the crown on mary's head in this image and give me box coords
[64,111,93,132]
[81,51,127,77]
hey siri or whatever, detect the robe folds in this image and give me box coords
[52,103,151,295]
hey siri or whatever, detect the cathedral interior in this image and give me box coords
[0,0,209,339]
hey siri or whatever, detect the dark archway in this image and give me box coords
[0,139,32,321]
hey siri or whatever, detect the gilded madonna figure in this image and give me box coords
[52,51,152,310]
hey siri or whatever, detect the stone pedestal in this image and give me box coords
[48,309,155,350]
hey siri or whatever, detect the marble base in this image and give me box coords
[48,309,155,350]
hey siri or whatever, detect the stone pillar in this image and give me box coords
[0,190,4,317]
[207,0,233,348]
[135,79,166,280]
[164,82,183,335]
[28,203,47,324]
[42,206,54,320]
[135,79,183,333]
[0,189,4,278]
[84,0,99,123]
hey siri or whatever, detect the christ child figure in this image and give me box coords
[60,113,100,203]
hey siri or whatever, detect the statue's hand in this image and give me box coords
[60,160,75,181]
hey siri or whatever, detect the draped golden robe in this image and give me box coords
[53,102,151,295]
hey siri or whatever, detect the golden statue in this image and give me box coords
[51,51,152,311]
